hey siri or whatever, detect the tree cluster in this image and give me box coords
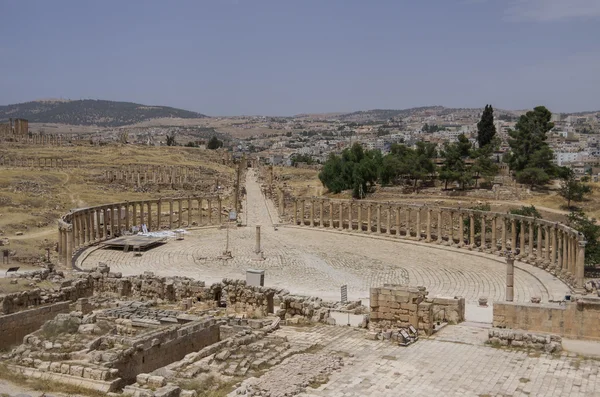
[207,136,223,150]
[505,106,557,188]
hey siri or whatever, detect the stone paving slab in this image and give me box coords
[270,324,600,397]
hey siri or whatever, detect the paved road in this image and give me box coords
[79,170,569,311]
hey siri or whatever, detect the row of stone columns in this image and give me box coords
[59,196,224,265]
[0,158,80,168]
[105,170,203,186]
[290,199,586,289]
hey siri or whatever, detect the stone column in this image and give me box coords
[367,204,372,233]
[293,200,298,225]
[437,210,443,244]
[551,226,558,268]
[387,206,391,235]
[491,216,497,252]
[278,189,285,216]
[375,205,381,233]
[319,200,324,227]
[117,205,122,235]
[132,202,138,230]
[510,218,516,252]
[300,199,305,226]
[396,207,402,238]
[406,208,411,238]
[570,235,577,276]
[310,200,315,227]
[358,204,363,232]
[480,215,486,251]
[339,202,344,230]
[519,221,526,258]
[169,200,174,229]
[329,201,334,229]
[145,202,151,232]
[536,224,542,262]
[543,225,549,262]
[187,197,192,226]
[577,239,586,289]
[501,217,507,252]
[528,221,534,258]
[72,214,79,248]
[458,212,464,247]
[208,199,212,225]
[140,202,145,231]
[556,230,562,270]
[469,213,475,248]
[448,211,454,245]
[218,196,223,224]
[96,209,102,240]
[506,256,514,302]
[426,208,432,242]
[255,225,262,254]
[110,205,116,237]
[178,199,183,228]
[561,231,567,272]
[415,208,421,240]
[66,225,73,267]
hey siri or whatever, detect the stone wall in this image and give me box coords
[111,318,220,382]
[431,296,466,324]
[369,285,432,334]
[369,285,465,335]
[0,279,92,314]
[493,297,600,341]
[0,302,70,349]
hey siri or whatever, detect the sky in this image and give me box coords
[1,0,600,116]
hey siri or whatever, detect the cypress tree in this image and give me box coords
[476,104,496,148]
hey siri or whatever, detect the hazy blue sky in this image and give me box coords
[1,0,599,116]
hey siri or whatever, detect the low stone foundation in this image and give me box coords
[487,328,562,353]
[493,297,600,341]
[0,302,70,349]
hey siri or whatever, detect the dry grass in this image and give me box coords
[0,363,105,397]
[0,279,56,294]
[179,374,239,397]
[0,144,235,264]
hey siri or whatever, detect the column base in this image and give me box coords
[253,252,265,261]
[218,251,233,260]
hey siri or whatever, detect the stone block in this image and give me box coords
[148,375,167,388]
[70,365,84,377]
[60,363,70,374]
[155,385,181,397]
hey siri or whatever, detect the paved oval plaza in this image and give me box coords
[78,171,570,319]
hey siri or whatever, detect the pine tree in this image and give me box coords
[505,106,556,187]
[477,105,496,148]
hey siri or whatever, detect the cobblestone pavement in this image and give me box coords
[78,170,570,307]
[270,324,600,397]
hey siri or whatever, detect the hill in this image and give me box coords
[0,99,207,127]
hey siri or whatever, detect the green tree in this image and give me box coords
[166,133,176,146]
[440,134,472,190]
[505,106,556,187]
[207,136,223,149]
[476,104,496,148]
[471,137,499,187]
[567,210,600,267]
[559,168,592,208]
[318,143,382,198]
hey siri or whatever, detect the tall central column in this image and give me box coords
[178,199,183,228]
[357,204,363,232]
[187,197,192,226]
[367,204,372,233]
[501,217,507,252]
[491,216,497,252]
[506,255,514,302]
[293,200,298,225]
[376,205,382,233]
[339,202,344,230]
[510,218,516,252]
[480,215,486,251]
[577,240,586,289]
[300,199,305,226]
[406,208,411,238]
[310,200,315,227]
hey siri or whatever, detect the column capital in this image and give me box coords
[578,240,587,248]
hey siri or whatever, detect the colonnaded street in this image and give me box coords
[78,170,570,320]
